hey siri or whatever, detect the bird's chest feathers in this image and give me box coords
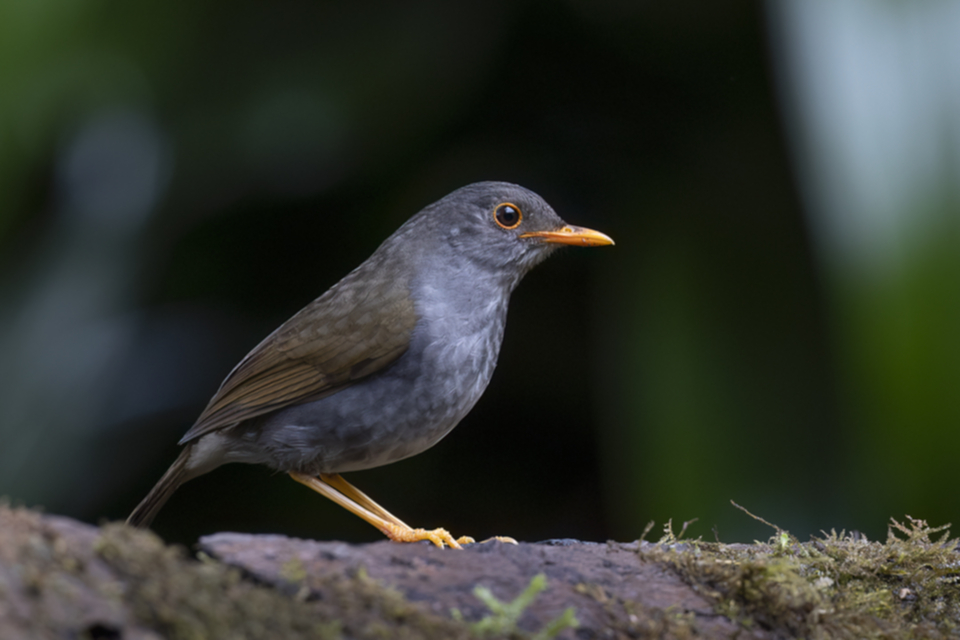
[409,275,509,392]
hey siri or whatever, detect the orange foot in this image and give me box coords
[381,522,476,549]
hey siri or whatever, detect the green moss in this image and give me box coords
[452,573,578,639]
[279,555,309,584]
[95,524,341,639]
[643,511,960,639]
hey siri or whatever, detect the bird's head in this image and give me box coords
[404,182,613,286]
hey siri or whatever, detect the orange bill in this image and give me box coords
[520,225,614,247]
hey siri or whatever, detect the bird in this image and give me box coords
[126,181,613,548]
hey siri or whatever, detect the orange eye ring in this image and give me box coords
[493,203,522,229]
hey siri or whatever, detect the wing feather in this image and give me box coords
[179,263,416,444]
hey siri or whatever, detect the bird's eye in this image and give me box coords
[494,203,522,229]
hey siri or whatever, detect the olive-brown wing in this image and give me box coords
[179,272,416,444]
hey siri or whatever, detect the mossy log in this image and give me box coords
[0,503,957,639]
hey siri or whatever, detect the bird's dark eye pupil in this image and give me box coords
[494,203,522,229]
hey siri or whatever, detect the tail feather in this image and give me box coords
[126,445,193,528]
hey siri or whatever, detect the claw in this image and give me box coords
[382,523,464,549]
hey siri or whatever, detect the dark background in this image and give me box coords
[1,1,956,547]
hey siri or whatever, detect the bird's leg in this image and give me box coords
[319,473,411,528]
[289,472,474,549]
[320,473,480,547]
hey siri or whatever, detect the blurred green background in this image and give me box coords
[2,0,959,547]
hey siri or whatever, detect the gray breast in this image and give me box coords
[230,273,510,475]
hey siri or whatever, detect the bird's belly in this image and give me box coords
[234,321,500,474]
